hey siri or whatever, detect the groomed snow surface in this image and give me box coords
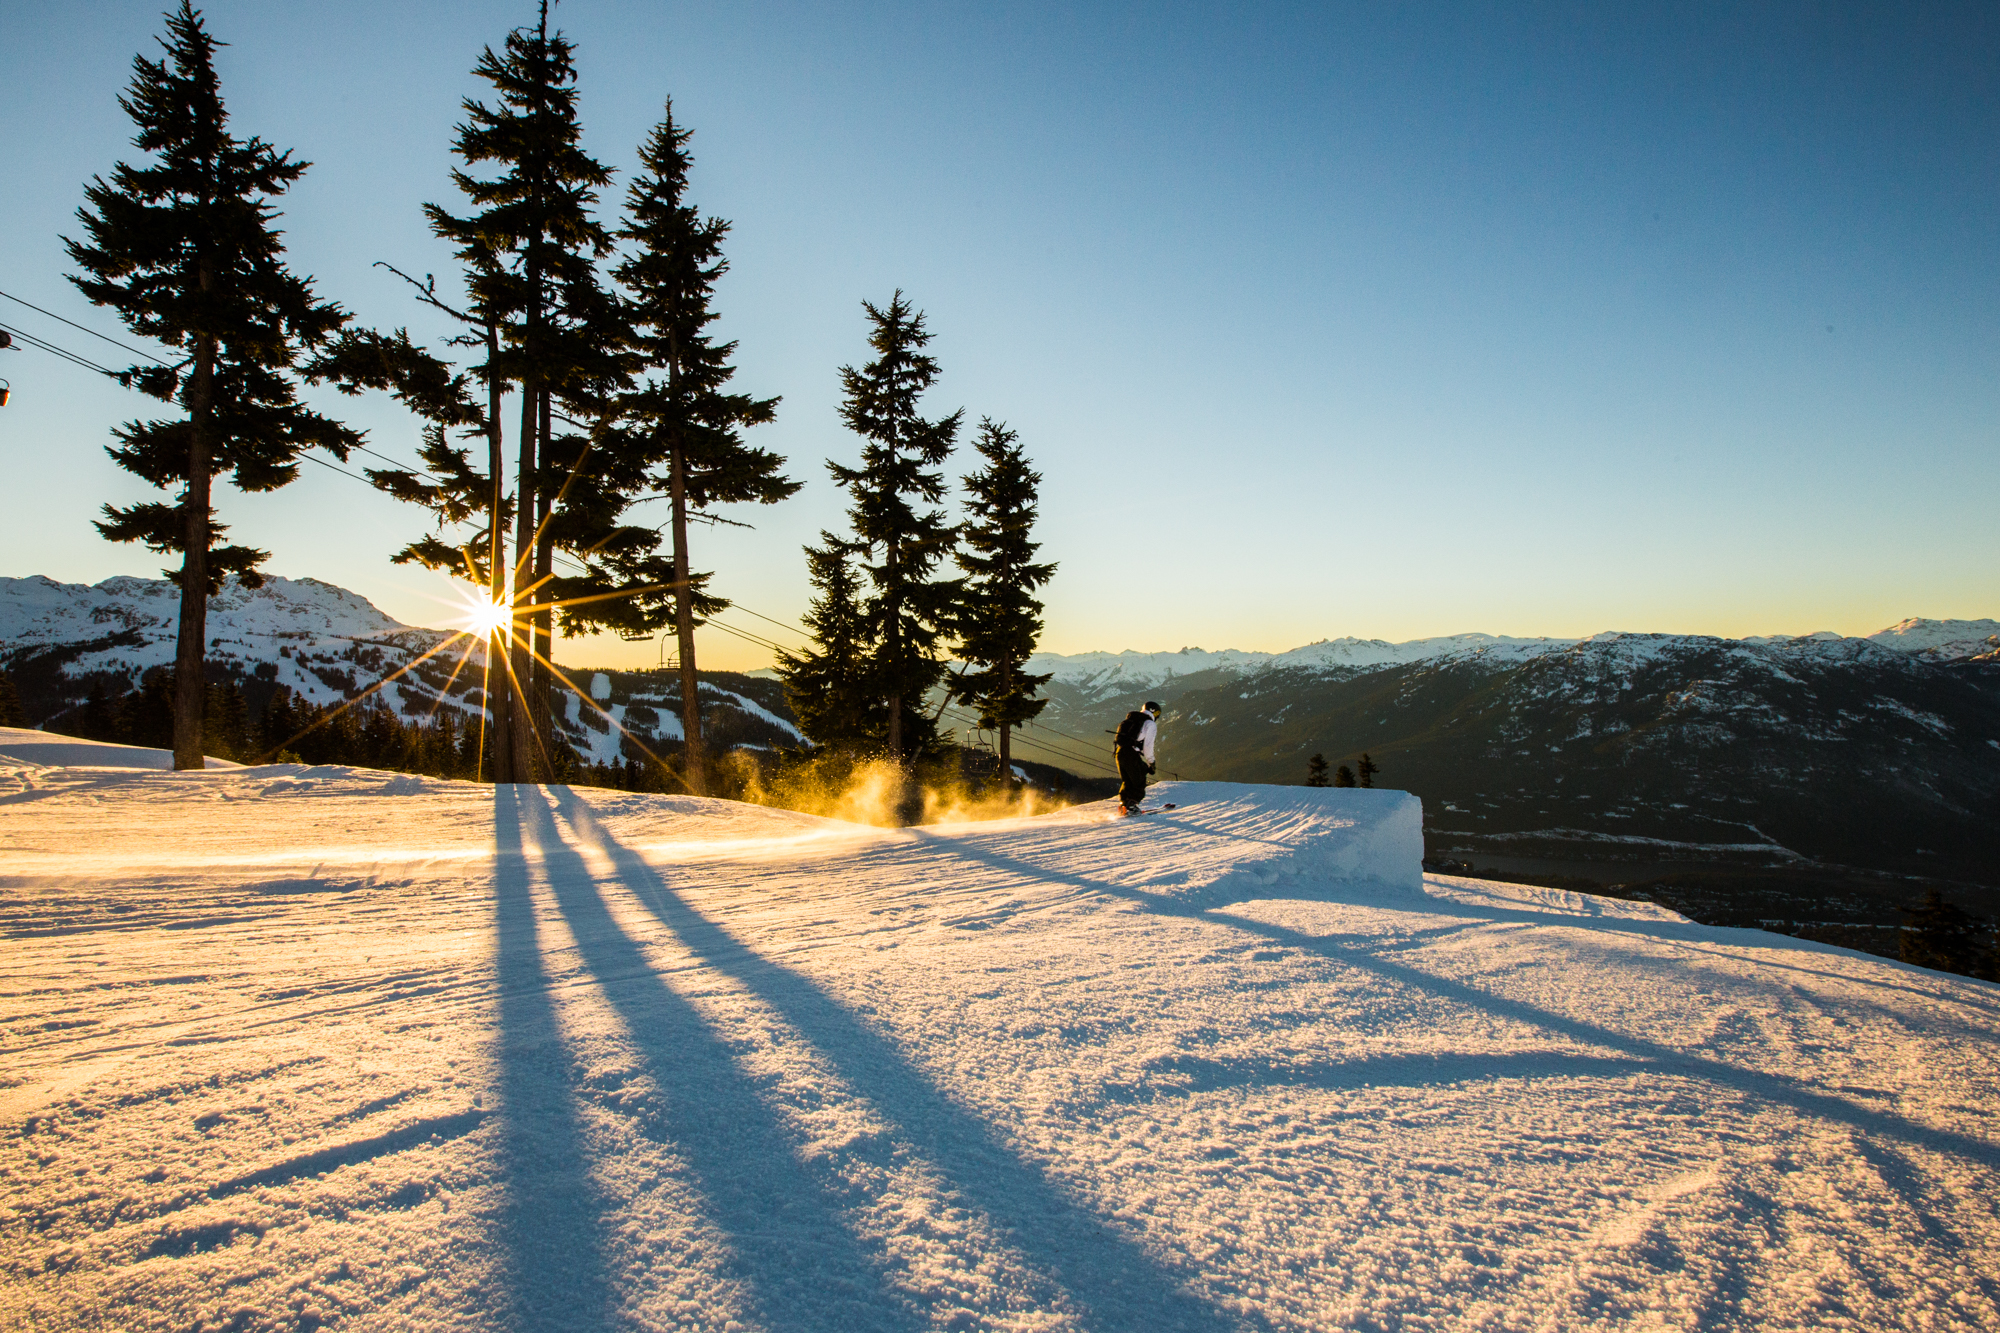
[3,732,1996,1332]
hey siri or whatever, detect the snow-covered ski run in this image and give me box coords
[2,728,1996,1332]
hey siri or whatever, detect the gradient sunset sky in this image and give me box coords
[2,1,1994,671]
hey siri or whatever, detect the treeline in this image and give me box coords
[777,304,1056,795]
[63,1,1056,809]
[39,662,823,799]
[57,668,484,775]
[1305,752,1380,788]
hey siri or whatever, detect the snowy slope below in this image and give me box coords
[4,734,1997,1332]
[0,728,240,771]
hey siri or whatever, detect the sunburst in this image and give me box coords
[451,591,514,640]
[256,559,684,788]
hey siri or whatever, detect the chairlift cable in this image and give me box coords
[0,321,119,376]
[0,288,173,366]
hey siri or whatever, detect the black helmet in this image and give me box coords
[1143,701,1161,715]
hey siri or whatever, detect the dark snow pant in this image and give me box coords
[1116,748,1148,810]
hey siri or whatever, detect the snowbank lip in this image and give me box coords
[0,726,240,770]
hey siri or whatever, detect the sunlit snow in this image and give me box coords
[3,729,1996,1331]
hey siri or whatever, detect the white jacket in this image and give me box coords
[1133,714,1157,765]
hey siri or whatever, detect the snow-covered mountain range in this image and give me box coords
[1009,622,2000,888]
[8,571,1992,710]
[4,573,1995,883]
[0,574,799,767]
[1022,618,2000,702]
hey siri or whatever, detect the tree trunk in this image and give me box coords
[483,323,512,783]
[998,723,1011,785]
[171,325,216,772]
[509,366,539,783]
[885,533,901,762]
[997,658,1013,784]
[670,442,705,796]
[532,388,555,769]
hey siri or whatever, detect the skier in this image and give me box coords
[1113,701,1160,815]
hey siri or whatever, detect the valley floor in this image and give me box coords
[2,735,1997,1332]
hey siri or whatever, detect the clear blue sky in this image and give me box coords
[3,1,1994,669]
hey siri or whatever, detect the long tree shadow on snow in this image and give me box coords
[927,831,2000,1289]
[925,831,2000,1176]
[978,807,2000,1035]
[491,786,618,1332]
[546,786,1239,1333]
[520,790,933,1333]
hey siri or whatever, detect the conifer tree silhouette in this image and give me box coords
[781,538,877,750]
[599,102,795,794]
[424,0,614,779]
[68,1,357,769]
[825,292,963,763]
[953,420,1055,782]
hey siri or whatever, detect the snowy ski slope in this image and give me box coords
[3,731,1997,1331]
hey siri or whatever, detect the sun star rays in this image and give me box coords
[260,563,688,789]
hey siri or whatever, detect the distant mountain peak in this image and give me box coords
[1028,618,1996,699]
[1,572,412,648]
[1865,617,2000,661]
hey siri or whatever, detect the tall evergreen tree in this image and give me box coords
[593,101,796,795]
[828,292,963,762]
[67,1,358,770]
[425,0,614,781]
[952,419,1054,781]
[1357,752,1379,788]
[324,265,519,777]
[1306,753,1330,787]
[1333,764,1357,788]
[780,536,877,750]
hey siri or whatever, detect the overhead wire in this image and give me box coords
[936,702,1117,775]
[0,288,173,366]
[298,452,375,485]
[0,320,120,376]
[730,604,814,640]
[350,441,440,477]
